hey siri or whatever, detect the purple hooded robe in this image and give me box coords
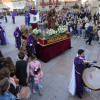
[0,25,6,45]
[26,33,37,55]
[74,56,85,95]
[12,12,15,24]
[14,27,22,49]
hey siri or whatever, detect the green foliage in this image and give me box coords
[43,22,48,28]
[73,3,79,9]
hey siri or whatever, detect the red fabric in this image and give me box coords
[30,10,35,14]
[31,23,37,29]
[30,9,37,29]
[35,39,71,62]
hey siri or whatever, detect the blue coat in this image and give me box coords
[0,91,16,100]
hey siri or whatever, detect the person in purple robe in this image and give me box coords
[0,25,6,45]
[25,14,28,25]
[14,27,22,49]
[74,49,87,99]
[26,33,37,56]
[12,12,15,24]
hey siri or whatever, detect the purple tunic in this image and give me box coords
[27,33,37,55]
[12,12,15,24]
[14,27,22,49]
[0,25,6,45]
[74,56,85,95]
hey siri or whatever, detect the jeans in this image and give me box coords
[78,30,81,37]
[82,29,85,37]
[84,30,89,39]
[36,83,40,92]
[73,29,77,36]
[92,34,95,40]
[31,76,35,89]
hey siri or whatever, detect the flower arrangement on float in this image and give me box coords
[20,24,67,39]
[20,25,32,37]
[46,29,57,38]
[32,28,41,38]
[57,25,67,34]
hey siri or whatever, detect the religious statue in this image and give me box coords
[28,1,39,29]
[47,7,56,30]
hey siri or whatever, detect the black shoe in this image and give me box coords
[77,94,82,99]
[89,44,92,46]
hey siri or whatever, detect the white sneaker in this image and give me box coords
[40,85,43,89]
[32,89,36,94]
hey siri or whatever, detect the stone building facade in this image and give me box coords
[0,0,81,12]
[82,0,100,15]
[0,0,30,11]
[36,0,81,12]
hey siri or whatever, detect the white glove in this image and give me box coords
[30,44,33,46]
[37,42,40,44]
[16,35,19,37]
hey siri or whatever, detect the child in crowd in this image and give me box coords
[17,47,28,61]
[22,40,32,57]
[34,67,43,96]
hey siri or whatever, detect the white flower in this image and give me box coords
[57,25,67,34]
[33,29,41,35]
[46,29,56,36]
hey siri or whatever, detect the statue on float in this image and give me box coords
[47,5,56,30]
[28,1,39,29]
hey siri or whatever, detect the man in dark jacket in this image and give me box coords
[86,25,93,45]
[16,52,29,86]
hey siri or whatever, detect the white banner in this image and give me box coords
[30,13,39,23]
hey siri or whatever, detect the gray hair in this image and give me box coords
[20,86,32,100]
[0,77,9,94]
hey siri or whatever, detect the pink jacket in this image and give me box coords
[29,60,41,76]
[9,77,16,88]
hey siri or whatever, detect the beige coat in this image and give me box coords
[98,30,100,37]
